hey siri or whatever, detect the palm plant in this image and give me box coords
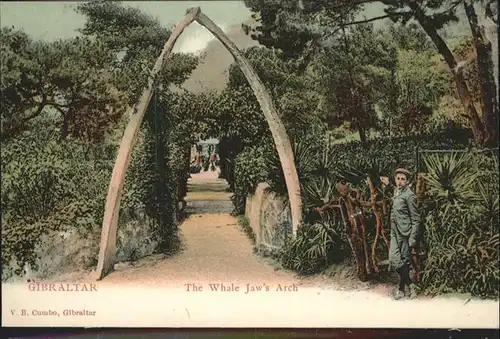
[264,136,322,205]
[422,152,479,215]
[420,151,499,298]
[280,218,345,275]
[337,157,397,193]
[300,141,342,211]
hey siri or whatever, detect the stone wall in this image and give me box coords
[245,182,292,250]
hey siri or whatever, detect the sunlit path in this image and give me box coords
[90,168,298,288]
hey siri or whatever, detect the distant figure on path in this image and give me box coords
[389,168,420,300]
[210,152,217,171]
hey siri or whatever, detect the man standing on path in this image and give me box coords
[389,168,420,300]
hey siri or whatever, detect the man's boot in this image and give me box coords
[392,268,406,300]
[392,264,413,300]
[399,265,418,299]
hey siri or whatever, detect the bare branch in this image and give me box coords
[341,13,396,27]
[320,13,402,43]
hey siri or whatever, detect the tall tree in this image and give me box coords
[76,0,199,107]
[385,49,448,136]
[242,0,499,147]
[216,46,322,147]
[463,0,498,147]
[0,27,125,142]
[313,22,395,143]
[376,23,448,136]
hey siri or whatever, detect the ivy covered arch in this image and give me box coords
[94,7,303,280]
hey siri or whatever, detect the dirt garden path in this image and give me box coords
[94,168,304,288]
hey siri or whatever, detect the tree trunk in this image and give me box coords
[464,0,499,147]
[195,12,303,236]
[482,3,498,106]
[93,8,200,281]
[408,2,487,147]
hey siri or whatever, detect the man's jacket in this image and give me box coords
[390,185,421,246]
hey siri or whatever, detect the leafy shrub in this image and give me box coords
[279,218,348,275]
[1,122,112,276]
[421,206,499,298]
[1,106,185,280]
[231,141,272,215]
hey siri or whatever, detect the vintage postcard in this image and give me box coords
[2,0,499,328]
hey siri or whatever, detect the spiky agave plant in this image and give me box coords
[264,136,322,206]
[274,137,354,273]
[300,141,342,210]
[422,152,479,215]
[420,151,499,298]
[338,160,380,186]
[280,218,345,275]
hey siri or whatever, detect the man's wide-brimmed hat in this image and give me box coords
[395,168,411,177]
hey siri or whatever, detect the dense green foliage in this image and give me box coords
[232,129,498,297]
[243,0,498,147]
[1,1,200,280]
[419,151,499,297]
[228,4,498,299]
[1,0,498,299]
